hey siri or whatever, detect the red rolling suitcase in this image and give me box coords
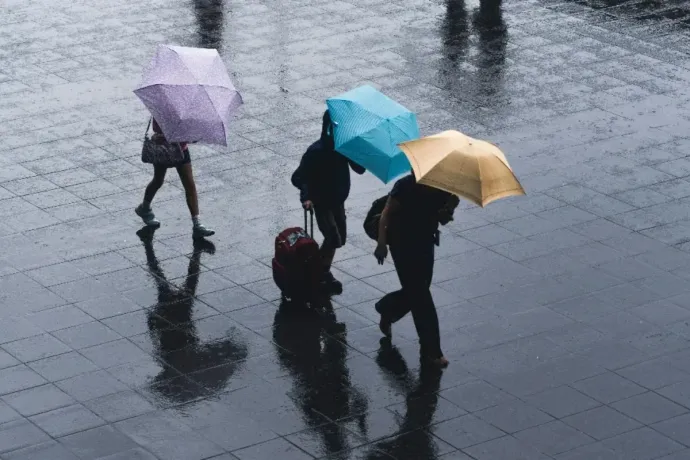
[272,210,322,302]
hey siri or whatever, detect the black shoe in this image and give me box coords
[322,271,343,295]
[420,349,449,369]
[375,300,392,338]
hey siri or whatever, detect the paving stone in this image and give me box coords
[572,371,646,404]
[656,450,690,460]
[55,370,128,402]
[562,406,642,441]
[0,419,51,455]
[440,381,516,413]
[1,441,80,460]
[79,338,151,369]
[611,391,688,425]
[30,404,105,438]
[2,334,72,363]
[432,414,506,450]
[83,390,155,423]
[233,438,312,460]
[2,384,75,417]
[523,385,601,418]
[0,366,47,397]
[27,352,99,382]
[52,322,122,350]
[474,400,553,434]
[657,381,690,408]
[600,427,685,460]
[59,425,140,459]
[463,435,551,460]
[26,306,93,333]
[514,420,595,456]
[616,358,690,390]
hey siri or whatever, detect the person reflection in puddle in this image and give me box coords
[367,341,444,460]
[272,300,368,456]
[193,0,225,49]
[441,0,507,99]
[138,227,248,403]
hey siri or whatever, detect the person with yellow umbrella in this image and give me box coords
[373,130,524,368]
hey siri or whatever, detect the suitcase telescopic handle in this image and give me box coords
[304,208,314,237]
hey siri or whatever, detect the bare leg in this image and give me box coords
[144,166,167,204]
[176,163,214,238]
[137,166,167,227]
[176,163,199,217]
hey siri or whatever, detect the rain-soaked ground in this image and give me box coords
[1,0,690,458]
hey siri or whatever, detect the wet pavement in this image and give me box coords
[2,0,690,458]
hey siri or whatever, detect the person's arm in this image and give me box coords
[291,150,313,206]
[374,196,400,264]
[377,196,395,248]
[349,159,366,175]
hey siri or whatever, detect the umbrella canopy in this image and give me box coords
[134,44,242,146]
[398,130,525,207]
[326,85,420,183]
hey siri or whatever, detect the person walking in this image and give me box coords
[291,110,365,293]
[373,174,459,368]
[135,118,215,239]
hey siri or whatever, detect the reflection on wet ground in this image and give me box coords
[141,229,248,404]
[440,0,508,101]
[2,0,690,458]
[194,0,225,49]
[273,301,369,457]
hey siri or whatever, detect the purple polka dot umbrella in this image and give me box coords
[134,44,242,146]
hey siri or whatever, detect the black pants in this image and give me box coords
[378,235,442,359]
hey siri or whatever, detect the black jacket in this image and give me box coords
[291,111,365,206]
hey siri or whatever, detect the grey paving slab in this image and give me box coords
[463,435,551,460]
[474,400,553,433]
[562,406,642,441]
[513,420,594,456]
[611,391,688,425]
[523,385,601,419]
[571,371,646,404]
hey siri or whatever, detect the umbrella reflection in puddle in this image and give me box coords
[138,227,248,405]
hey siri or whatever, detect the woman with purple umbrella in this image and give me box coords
[135,118,215,239]
[133,44,243,239]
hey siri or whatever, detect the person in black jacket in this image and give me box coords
[374,174,459,368]
[291,110,366,293]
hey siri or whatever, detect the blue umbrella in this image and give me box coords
[326,85,420,183]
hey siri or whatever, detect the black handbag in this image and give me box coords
[363,195,389,241]
[363,194,442,246]
[141,118,186,167]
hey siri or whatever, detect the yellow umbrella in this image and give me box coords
[398,130,525,207]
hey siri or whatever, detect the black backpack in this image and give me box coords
[363,195,388,241]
